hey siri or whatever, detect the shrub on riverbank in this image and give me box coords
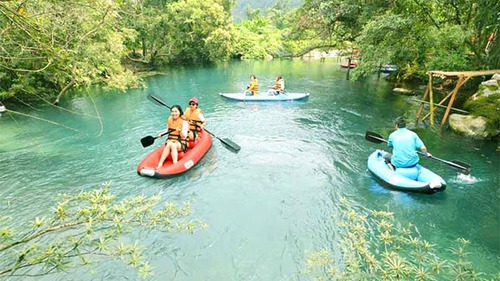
[0,183,206,278]
[303,197,498,280]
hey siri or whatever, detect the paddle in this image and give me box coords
[365,131,471,175]
[140,129,174,148]
[140,135,157,148]
[147,94,241,153]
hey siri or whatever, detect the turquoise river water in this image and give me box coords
[0,60,498,280]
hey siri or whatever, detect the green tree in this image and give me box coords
[0,183,205,278]
[294,0,499,81]
[161,0,235,64]
[354,0,499,81]
[0,0,139,103]
[232,4,300,59]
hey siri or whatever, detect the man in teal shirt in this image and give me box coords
[385,117,431,170]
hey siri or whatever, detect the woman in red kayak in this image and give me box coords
[156,105,189,168]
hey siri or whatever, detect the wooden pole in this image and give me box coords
[415,74,431,124]
[411,99,469,113]
[421,91,454,121]
[429,75,435,125]
[440,75,471,127]
[346,57,351,80]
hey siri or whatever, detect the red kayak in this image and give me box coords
[137,129,212,178]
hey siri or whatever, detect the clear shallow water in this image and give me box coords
[0,60,499,280]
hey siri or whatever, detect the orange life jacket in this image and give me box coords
[184,108,203,131]
[274,80,283,91]
[167,116,187,144]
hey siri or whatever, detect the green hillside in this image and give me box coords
[233,0,303,21]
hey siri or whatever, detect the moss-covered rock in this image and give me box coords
[450,73,500,139]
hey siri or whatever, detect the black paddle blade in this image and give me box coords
[427,155,472,175]
[147,93,170,108]
[450,160,471,175]
[365,131,387,143]
[220,138,241,153]
[140,135,156,148]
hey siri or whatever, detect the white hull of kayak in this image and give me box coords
[219,92,310,101]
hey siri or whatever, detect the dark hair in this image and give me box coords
[394,116,406,128]
[171,104,184,116]
[250,74,256,79]
[277,75,282,80]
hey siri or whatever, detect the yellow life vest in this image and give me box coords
[184,108,203,131]
[248,79,259,94]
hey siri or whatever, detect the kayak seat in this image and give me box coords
[164,150,186,161]
[189,139,197,148]
[177,151,186,159]
[395,166,420,181]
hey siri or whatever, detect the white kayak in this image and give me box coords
[219,92,310,101]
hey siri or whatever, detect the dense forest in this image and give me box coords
[0,0,498,103]
[232,0,303,21]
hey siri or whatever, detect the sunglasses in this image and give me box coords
[189,102,197,106]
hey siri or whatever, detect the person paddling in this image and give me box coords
[184,97,206,141]
[243,75,259,96]
[384,117,432,170]
[156,105,189,168]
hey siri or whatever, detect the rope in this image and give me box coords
[6,109,80,132]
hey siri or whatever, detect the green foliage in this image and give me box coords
[354,14,474,81]
[297,0,389,43]
[303,197,498,280]
[0,0,139,101]
[294,0,499,82]
[0,183,206,278]
[161,0,234,64]
[233,0,303,22]
[232,3,304,59]
[233,18,283,59]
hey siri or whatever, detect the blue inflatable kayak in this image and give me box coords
[219,92,310,101]
[367,150,446,194]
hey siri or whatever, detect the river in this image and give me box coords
[0,60,498,280]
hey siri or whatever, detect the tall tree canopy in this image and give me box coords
[295,0,500,80]
[0,0,235,102]
[0,0,138,102]
[0,0,498,102]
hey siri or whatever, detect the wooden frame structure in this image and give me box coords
[415,69,500,127]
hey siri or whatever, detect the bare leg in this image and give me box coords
[171,143,181,163]
[388,163,395,171]
[156,144,171,169]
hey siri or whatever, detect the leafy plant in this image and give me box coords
[0,183,206,278]
[303,197,498,281]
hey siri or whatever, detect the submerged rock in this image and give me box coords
[449,114,490,139]
[393,87,414,95]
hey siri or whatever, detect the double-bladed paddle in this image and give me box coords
[146,94,241,153]
[365,131,471,175]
